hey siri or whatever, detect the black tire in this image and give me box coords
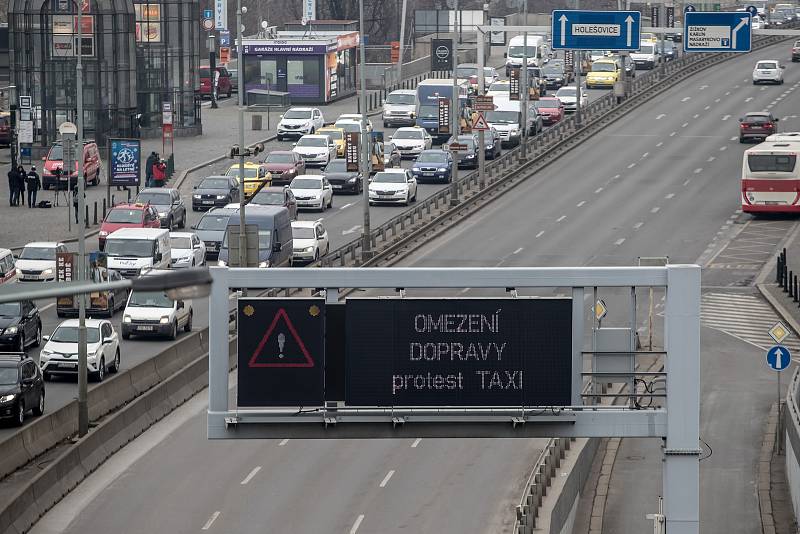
[94,357,105,382]
[122,331,130,340]
[277,135,284,141]
[110,350,120,373]
[92,171,100,186]
[33,324,42,347]
[32,391,44,416]
[17,334,24,353]
[43,372,51,381]
[192,206,198,212]
[384,121,389,127]
[106,297,114,318]
[14,401,24,426]
[739,137,746,143]
[178,213,186,229]
[310,128,315,134]
[170,320,178,340]
[227,88,232,98]
[184,311,193,333]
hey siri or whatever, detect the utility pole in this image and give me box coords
[75,1,88,438]
[209,33,218,109]
[520,0,528,160]
[477,26,486,189]
[359,0,373,261]
[397,0,408,84]
[449,0,460,207]
[575,50,582,127]
[237,1,248,281]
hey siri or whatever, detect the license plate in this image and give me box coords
[332,185,342,189]
[202,200,214,204]
[60,362,77,369]
[423,172,434,177]
[137,325,154,331]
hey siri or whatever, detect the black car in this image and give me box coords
[136,188,187,230]
[542,64,567,89]
[249,186,298,219]
[0,300,42,353]
[322,159,363,194]
[192,175,240,211]
[657,41,677,61]
[446,134,480,169]
[192,207,237,260]
[483,127,503,159]
[0,354,45,426]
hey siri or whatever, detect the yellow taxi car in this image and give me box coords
[585,58,621,88]
[317,126,346,157]
[225,162,271,198]
[640,32,657,45]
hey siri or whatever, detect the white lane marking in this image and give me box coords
[460,287,471,294]
[651,206,660,213]
[342,225,361,235]
[642,152,649,158]
[339,202,353,210]
[707,156,715,162]
[665,193,675,199]
[683,178,692,186]
[279,438,289,446]
[612,174,621,179]
[240,466,262,485]
[724,91,731,96]
[536,230,545,238]
[595,187,603,193]
[627,162,636,168]
[350,515,365,534]
[715,98,721,102]
[556,215,566,222]
[411,437,422,448]
[379,470,396,488]
[784,116,790,121]
[721,115,731,121]
[720,146,728,151]
[633,222,644,230]
[704,105,711,110]
[700,84,709,90]
[40,303,55,312]
[656,141,663,147]
[745,96,753,102]
[513,247,524,254]
[615,238,626,246]
[729,137,737,141]
[681,96,691,102]
[202,512,221,530]
[694,168,703,173]
[681,122,689,128]
[656,113,666,120]
[577,200,586,207]
[670,131,677,136]
[693,114,700,119]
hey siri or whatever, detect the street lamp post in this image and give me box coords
[359,0,373,261]
[75,2,88,438]
[449,0,460,207]
[237,2,248,280]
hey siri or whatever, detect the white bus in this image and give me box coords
[741,133,800,214]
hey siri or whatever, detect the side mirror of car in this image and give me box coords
[190,224,197,230]
[738,118,743,122]
[42,335,49,342]
[103,338,113,345]
[775,117,780,121]
[279,114,284,120]
[292,143,297,147]
[193,185,197,189]
[22,378,34,386]
[177,300,184,309]
[155,252,163,262]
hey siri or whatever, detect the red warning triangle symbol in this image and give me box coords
[472,112,490,131]
[247,308,315,368]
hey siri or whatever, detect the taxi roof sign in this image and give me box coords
[769,321,790,344]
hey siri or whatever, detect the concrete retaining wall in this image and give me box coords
[785,366,800,521]
[548,438,600,534]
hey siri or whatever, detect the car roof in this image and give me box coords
[110,202,149,209]
[206,207,238,215]
[56,318,106,328]
[201,175,231,180]
[23,241,62,248]
[318,126,343,131]
[334,119,361,124]
[288,107,315,111]
[299,134,330,140]
[107,227,168,238]
[291,219,322,228]
[745,111,771,116]
[293,174,323,180]
[169,231,195,239]
[227,162,261,168]
[389,89,416,95]
[396,126,424,132]
[377,168,407,174]
[140,187,177,194]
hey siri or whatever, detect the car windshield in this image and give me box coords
[265,153,294,164]
[489,82,509,92]
[104,238,154,257]
[105,208,143,223]
[386,93,415,105]
[590,50,607,57]
[543,65,563,75]
[417,105,437,119]
[557,87,577,97]
[284,110,312,119]
[417,152,447,163]
[486,111,519,124]
[251,191,284,205]
[20,246,56,260]
[222,230,272,249]
[640,44,655,54]
[484,67,496,76]
[136,192,171,205]
[336,122,361,133]
[297,137,327,147]
[508,45,538,57]
[291,178,322,189]
[227,167,259,179]
[743,115,771,123]
[0,367,18,385]
[592,63,616,72]
[758,62,778,69]
[47,144,63,161]
[51,325,100,343]
[372,172,406,183]
[199,178,229,189]
[199,68,211,77]
[293,227,316,239]
[449,137,476,148]
[394,130,422,140]
[456,67,479,78]
[197,213,232,230]
[170,236,192,249]
[532,100,557,108]
[128,290,174,308]
[319,130,343,140]
[0,302,21,316]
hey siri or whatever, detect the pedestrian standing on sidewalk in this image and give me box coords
[145,151,157,188]
[7,166,18,206]
[14,166,26,206]
[151,158,166,187]
[25,166,40,208]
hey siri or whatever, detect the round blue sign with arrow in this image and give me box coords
[685,4,696,12]
[745,5,758,17]
[766,345,792,372]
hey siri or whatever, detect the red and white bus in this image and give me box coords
[742,133,800,214]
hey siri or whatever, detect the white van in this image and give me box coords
[104,228,171,278]
[121,269,193,340]
[484,98,536,147]
[505,34,549,75]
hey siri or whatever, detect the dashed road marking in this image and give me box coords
[722,115,731,121]
[651,206,660,213]
[595,187,603,193]
[350,515,365,534]
[720,146,728,151]
[279,438,289,446]
[656,141,663,147]
[707,156,715,162]
[614,238,626,246]
[628,162,636,168]
[633,222,644,230]
[556,215,567,222]
[683,178,692,186]
[656,113,666,119]
[694,168,703,173]
[535,230,545,238]
[241,466,262,485]
[577,201,586,207]
[681,97,691,102]
[411,437,422,448]
[665,193,675,199]
[513,247,524,254]
[379,470,396,488]
[681,122,689,128]
[202,512,221,530]
[642,152,649,158]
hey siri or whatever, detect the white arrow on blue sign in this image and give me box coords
[684,11,752,53]
[766,345,792,372]
[685,4,697,12]
[745,5,759,17]
[203,8,213,19]
[551,10,641,51]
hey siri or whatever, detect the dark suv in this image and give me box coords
[0,354,45,426]
[0,300,42,353]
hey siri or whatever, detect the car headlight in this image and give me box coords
[0,394,16,404]
[5,326,17,334]
[159,316,170,324]
[176,256,190,263]
[158,212,167,217]
[437,167,447,172]
[216,195,227,199]
[259,261,270,268]
[43,268,53,275]
[217,260,227,267]
[123,315,131,323]
[510,128,520,135]
[304,246,314,252]
[15,268,21,275]
[99,230,109,237]
[348,177,357,182]
[193,194,201,199]
[40,350,52,358]
[313,193,321,198]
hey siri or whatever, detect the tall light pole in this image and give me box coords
[397,0,408,84]
[237,2,248,277]
[520,0,529,160]
[359,0,373,261]
[75,0,88,438]
[449,0,460,207]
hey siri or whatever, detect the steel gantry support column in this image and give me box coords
[663,265,700,533]
[477,29,486,189]
[449,0,461,207]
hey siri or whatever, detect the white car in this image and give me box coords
[40,319,120,382]
[753,60,784,84]
[482,66,500,87]
[121,269,193,340]
[555,86,588,113]
[169,232,206,268]
[292,134,337,167]
[369,168,418,206]
[15,242,68,282]
[752,15,763,29]
[390,127,433,158]
[337,113,373,132]
[277,107,325,140]
[486,80,511,98]
[383,89,417,127]
[334,119,368,137]
[291,219,329,265]
[290,175,333,211]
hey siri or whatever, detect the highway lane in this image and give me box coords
[26,44,798,532]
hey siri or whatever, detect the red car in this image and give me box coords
[262,151,306,186]
[533,97,565,126]
[199,65,233,99]
[98,203,161,250]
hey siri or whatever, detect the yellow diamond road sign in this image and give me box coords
[595,299,607,321]
[769,322,789,344]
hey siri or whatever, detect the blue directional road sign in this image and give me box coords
[551,10,641,51]
[203,8,213,19]
[766,345,792,372]
[684,11,751,53]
